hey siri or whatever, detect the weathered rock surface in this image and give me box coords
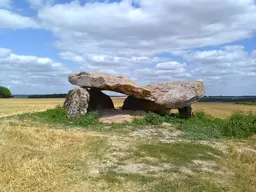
[178,106,192,118]
[122,96,170,114]
[69,72,152,99]
[88,88,114,110]
[64,87,90,119]
[144,81,205,108]
[67,72,205,118]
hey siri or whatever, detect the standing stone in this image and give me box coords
[178,106,192,118]
[87,88,115,110]
[64,87,90,119]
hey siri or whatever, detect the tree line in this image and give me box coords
[28,94,67,98]
[199,96,256,102]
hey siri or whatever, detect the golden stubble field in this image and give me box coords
[1,97,256,118]
[0,98,256,192]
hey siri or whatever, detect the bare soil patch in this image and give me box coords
[98,109,145,123]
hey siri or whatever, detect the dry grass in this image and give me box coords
[0,99,64,118]
[1,98,255,118]
[0,120,109,192]
[0,98,256,191]
[192,102,256,118]
[226,138,256,192]
[111,97,127,108]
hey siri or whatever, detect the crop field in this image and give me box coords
[1,98,256,118]
[0,98,255,192]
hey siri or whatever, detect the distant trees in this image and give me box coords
[0,86,12,98]
[199,96,256,102]
[28,94,67,98]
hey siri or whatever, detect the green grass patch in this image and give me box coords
[18,106,256,139]
[236,101,256,105]
[100,169,231,192]
[133,142,222,166]
[221,111,256,138]
[134,110,256,140]
[88,139,109,160]
[100,171,155,184]
[179,111,256,139]
[18,105,105,131]
[150,177,231,192]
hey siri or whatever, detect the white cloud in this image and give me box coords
[59,51,169,66]
[134,61,191,84]
[183,46,251,66]
[184,46,256,76]
[34,0,256,95]
[156,61,186,70]
[59,51,171,77]
[133,45,256,95]
[0,48,72,94]
[180,45,256,95]
[0,9,39,29]
[38,0,256,57]
[1,0,255,95]
[0,0,11,8]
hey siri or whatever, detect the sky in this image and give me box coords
[0,0,256,95]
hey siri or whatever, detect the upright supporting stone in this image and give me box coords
[64,87,90,119]
[178,106,192,118]
[88,88,115,110]
[122,96,170,114]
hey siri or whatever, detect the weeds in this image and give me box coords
[220,111,256,138]
[236,101,256,106]
[22,105,103,130]
[134,110,256,140]
[134,142,223,166]
[21,106,256,139]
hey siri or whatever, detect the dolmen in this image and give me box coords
[64,72,205,119]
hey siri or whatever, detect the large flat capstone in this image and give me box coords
[69,72,204,109]
[69,72,152,99]
[144,81,205,108]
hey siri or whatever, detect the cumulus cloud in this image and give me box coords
[156,61,186,70]
[34,0,256,95]
[183,46,256,79]
[180,45,256,95]
[1,0,256,95]
[0,9,39,29]
[0,48,72,94]
[134,61,191,84]
[59,51,166,66]
[59,51,172,77]
[132,45,256,95]
[38,0,256,57]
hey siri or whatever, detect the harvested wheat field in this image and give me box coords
[0,98,256,192]
[0,98,63,118]
[1,98,255,118]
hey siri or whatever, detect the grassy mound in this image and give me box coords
[22,106,256,139]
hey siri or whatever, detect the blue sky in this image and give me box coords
[0,0,256,95]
